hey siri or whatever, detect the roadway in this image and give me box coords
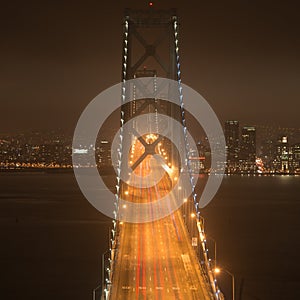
[109,137,212,300]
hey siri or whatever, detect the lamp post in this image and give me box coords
[190,212,196,238]
[214,267,235,300]
[182,197,188,224]
[92,284,101,300]
[207,235,217,269]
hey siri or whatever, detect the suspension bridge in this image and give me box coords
[97,5,226,300]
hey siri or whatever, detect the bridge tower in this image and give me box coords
[122,7,177,81]
[120,6,183,176]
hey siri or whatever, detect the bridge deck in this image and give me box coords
[110,151,212,300]
[110,211,211,300]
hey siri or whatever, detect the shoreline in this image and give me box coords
[0,168,298,176]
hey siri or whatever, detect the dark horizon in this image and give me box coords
[1,0,300,133]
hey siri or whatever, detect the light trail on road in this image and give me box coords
[110,137,211,299]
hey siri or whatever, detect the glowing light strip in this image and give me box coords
[173,18,196,203]
[103,17,130,300]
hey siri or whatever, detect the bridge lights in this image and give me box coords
[214,267,235,300]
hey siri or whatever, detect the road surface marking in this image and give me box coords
[122,286,131,290]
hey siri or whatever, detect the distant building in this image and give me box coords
[273,136,290,172]
[240,126,256,172]
[272,137,300,173]
[97,140,112,167]
[259,139,275,170]
[224,121,239,172]
[189,143,207,174]
[291,143,300,173]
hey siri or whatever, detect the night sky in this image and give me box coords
[1,0,299,133]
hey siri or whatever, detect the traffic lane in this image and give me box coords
[112,215,208,299]
[111,157,209,299]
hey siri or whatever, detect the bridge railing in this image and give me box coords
[93,221,120,300]
[181,199,224,300]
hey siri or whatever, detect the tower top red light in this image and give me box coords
[149,2,153,6]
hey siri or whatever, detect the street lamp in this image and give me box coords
[190,212,196,238]
[214,267,235,300]
[206,235,217,269]
[92,283,101,300]
[181,198,188,224]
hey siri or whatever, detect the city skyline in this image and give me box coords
[1,120,299,174]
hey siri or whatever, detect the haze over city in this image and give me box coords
[1,0,299,132]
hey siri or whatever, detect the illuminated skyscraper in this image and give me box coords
[272,138,300,173]
[291,143,300,173]
[224,120,239,172]
[240,126,256,172]
[97,140,112,167]
[273,136,290,172]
